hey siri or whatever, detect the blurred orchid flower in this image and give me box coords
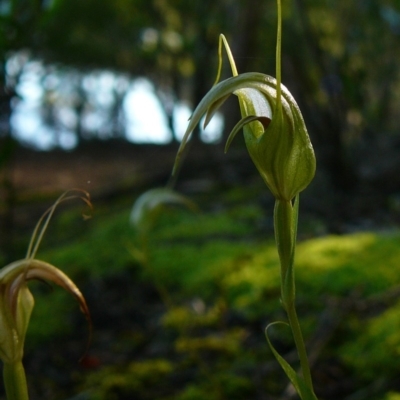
[0,190,91,366]
[0,259,90,364]
[129,187,198,308]
[174,35,316,202]
[130,187,197,236]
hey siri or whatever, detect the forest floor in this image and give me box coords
[2,140,400,400]
[6,138,400,240]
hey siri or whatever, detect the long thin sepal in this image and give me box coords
[203,94,230,129]
[225,116,271,153]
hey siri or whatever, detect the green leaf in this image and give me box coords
[265,322,318,400]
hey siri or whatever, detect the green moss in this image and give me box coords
[174,373,254,400]
[25,287,74,347]
[15,191,400,397]
[340,300,400,379]
[152,203,262,242]
[385,393,400,400]
[39,209,133,277]
[220,243,280,316]
[84,359,174,400]
[148,240,262,301]
[162,302,222,330]
[296,232,400,298]
[175,329,245,357]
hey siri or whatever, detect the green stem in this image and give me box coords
[286,297,314,391]
[276,0,282,104]
[274,198,315,394]
[274,199,296,305]
[3,361,29,400]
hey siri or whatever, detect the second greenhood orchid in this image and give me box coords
[0,190,91,400]
[0,259,90,365]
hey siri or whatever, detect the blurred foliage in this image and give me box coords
[83,359,174,400]
[2,1,400,170]
[37,0,234,75]
[0,0,48,59]
[2,1,400,396]
[33,0,400,129]
[26,285,76,346]
[341,300,400,380]
[1,0,400,203]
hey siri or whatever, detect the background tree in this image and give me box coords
[0,0,52,262]
[2,0,400,224]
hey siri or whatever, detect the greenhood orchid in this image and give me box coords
[172,3,318,396]
[0,190,91,400]
[0,259,90,365]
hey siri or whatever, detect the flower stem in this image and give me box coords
[3,361,29,400]
[286,296,314,391]
[274,198,315,394]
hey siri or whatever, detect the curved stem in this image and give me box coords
[3,361,29,400]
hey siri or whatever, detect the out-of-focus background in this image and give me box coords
[1,1,400,399]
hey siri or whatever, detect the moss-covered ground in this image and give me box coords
[3,187,400,400]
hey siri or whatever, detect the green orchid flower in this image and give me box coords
[174,35,316,203]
